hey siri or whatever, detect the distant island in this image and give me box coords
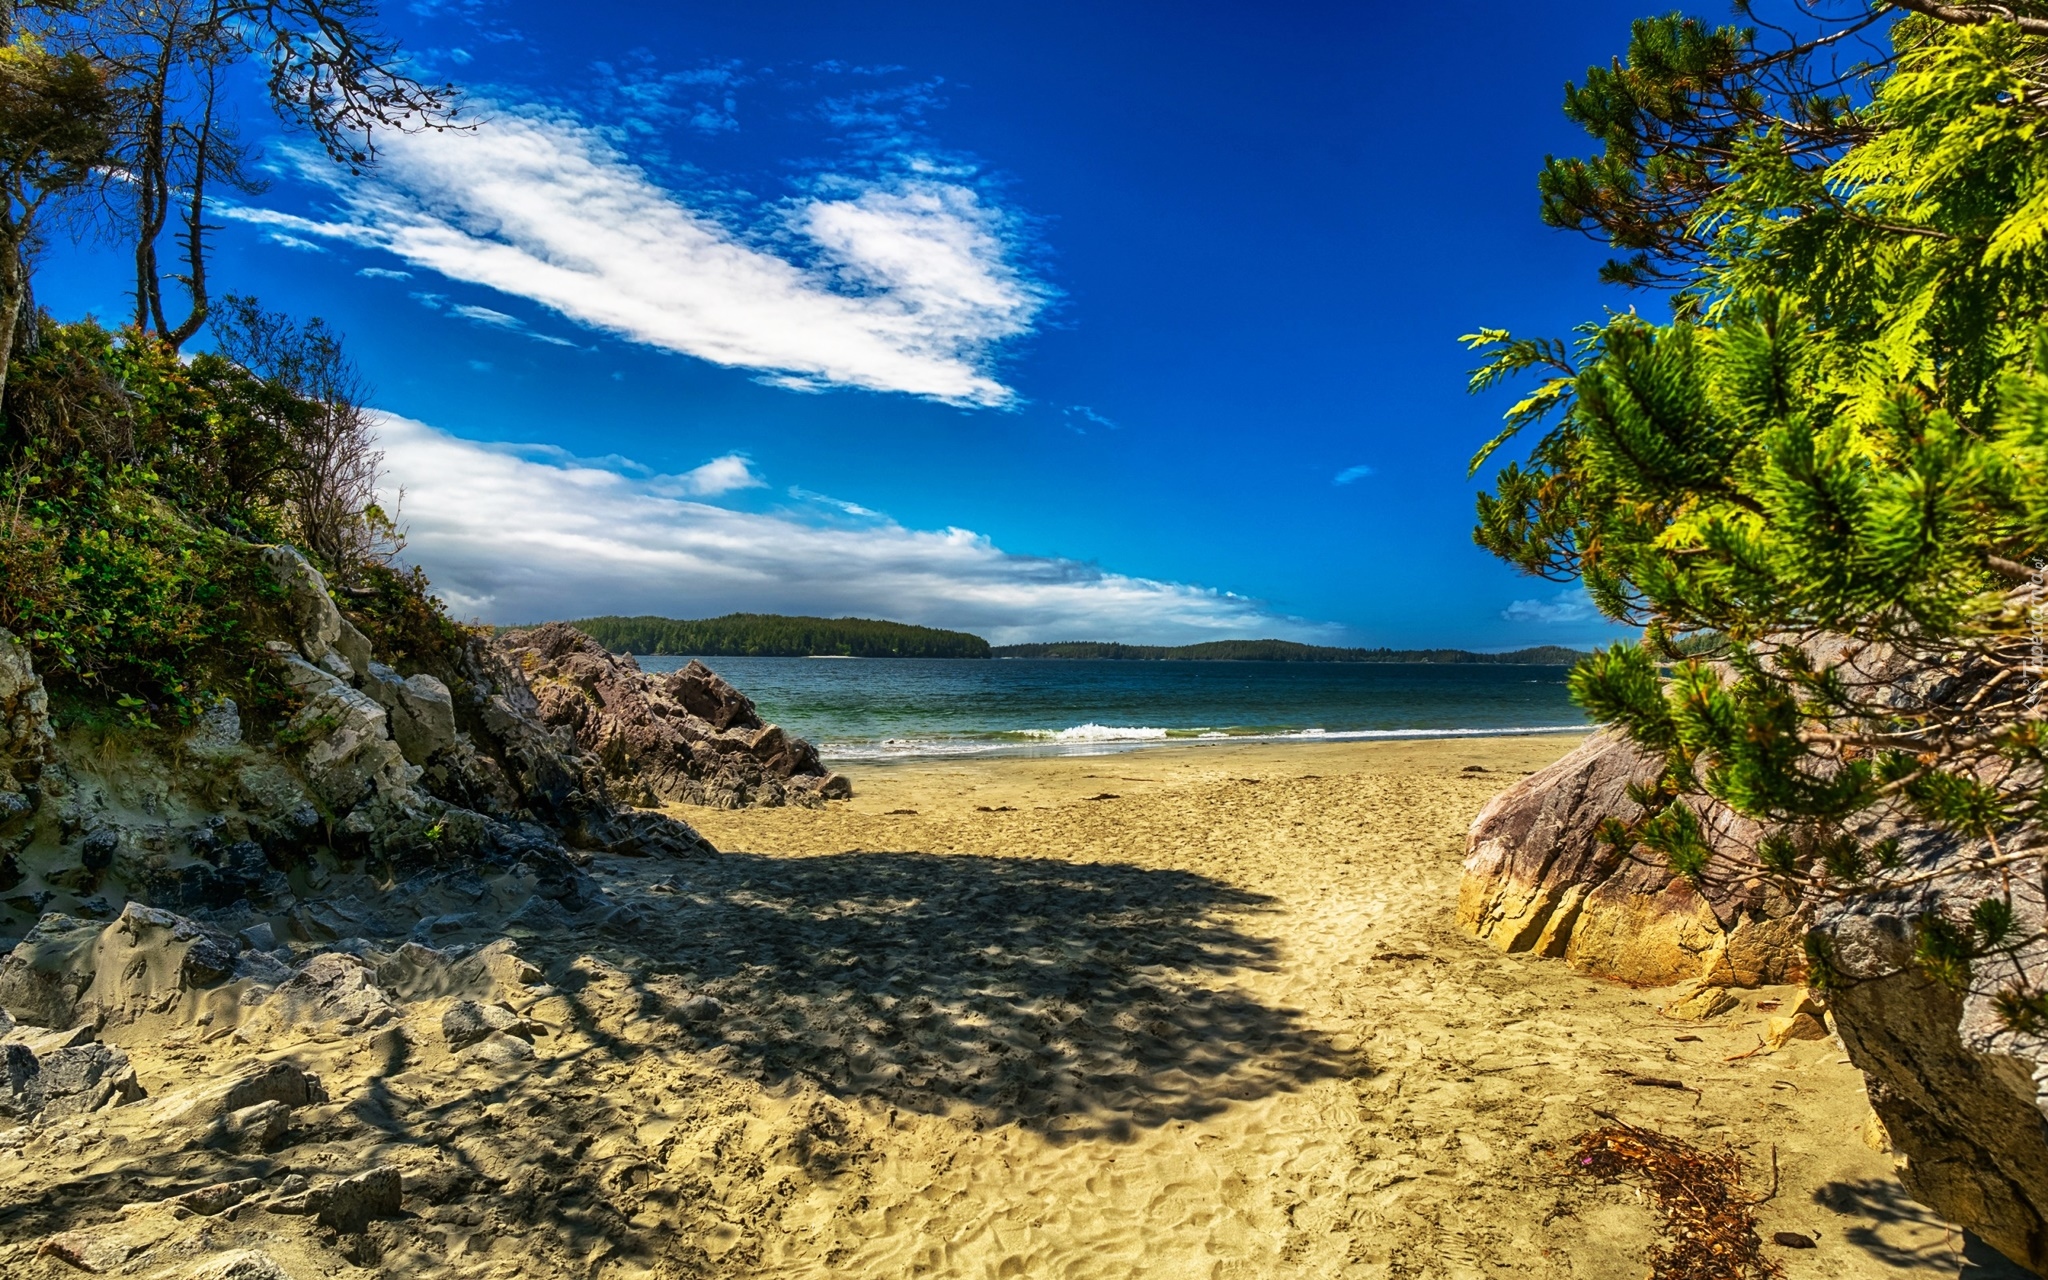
[568,614,993,659]
[562,615,1583,664]
[989,640,1588,663]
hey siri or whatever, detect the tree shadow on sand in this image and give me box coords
[538,847,1367,1140]
[1811,1179,2038,1277]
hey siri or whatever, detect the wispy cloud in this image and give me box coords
[357,266,412,280]
[663,453,766,497]
[265,232,326,253]
[1333,464,1375,485]
[375,413,1326,643]
[406,291,579,347]
[233,102,1047,405]
[1063,405,1118,433]
[1501,591,1595,624]
[584,52,748,139]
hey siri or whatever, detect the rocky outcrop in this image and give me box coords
[0,545,717,947]
[1458,729,1805,989]
[1813,833,2048,1272]
[0,629,53,847]
[1460,725,2048,1271]
[494,623,850,809]
[360,664,456,766]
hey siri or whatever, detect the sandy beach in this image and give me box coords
[656,734,1978,1278]
[2,734,1995,1278]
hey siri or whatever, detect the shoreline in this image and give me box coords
[817,722,1592,766]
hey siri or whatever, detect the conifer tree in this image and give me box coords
[1471,3,2048,1011]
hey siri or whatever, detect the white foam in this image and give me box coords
[1037,724,1171,743]
[820,722,1585,763]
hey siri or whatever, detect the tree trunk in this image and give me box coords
[0,241,27,407]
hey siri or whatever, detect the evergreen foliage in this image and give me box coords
[990,640,1587,664]
[1471,3,2048,1015]
[0,318,461,725]
[568,614,993,659]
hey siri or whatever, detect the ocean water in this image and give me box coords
[635,655,1587,763]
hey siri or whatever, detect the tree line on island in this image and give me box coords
[563,615,1587,664]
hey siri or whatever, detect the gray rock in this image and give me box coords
[270,952,395,1028]
[277,653,418,810]
[0,913,104,1028]
[677,994,723,1023]
[175,1178,264,1216]
[0,628,53,808]
[37,1042,143,1119]
[239,921,277,952]
[333,617,373,680]
[186,697,243,756]
[362,663,458,767]
[0,1040,41,1119]
[215,1099,291,1150]
[442,999,531,1050]
[81,827,118,873]
[465,1031,536,1065]
[217,1060,327,1113]
[1811,835,2048,1274]
[261,545,342,665]
[292,1166,402,1232]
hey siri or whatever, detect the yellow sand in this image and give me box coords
[657,735,1971,1278]
[1,735,1981,1279]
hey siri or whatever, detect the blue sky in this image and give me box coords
[42,0,1664,647]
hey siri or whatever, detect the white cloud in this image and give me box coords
[1502,591,1595,624]
[1333,464,1374,485]
[662,453,765,497]
[451,303,520,327]
[357,266,412,280]
[375,413,1326,643]
[234,104,1046,405]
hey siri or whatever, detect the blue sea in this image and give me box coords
[635,656,1586,763]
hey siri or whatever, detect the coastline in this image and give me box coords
[815,721,1590,764]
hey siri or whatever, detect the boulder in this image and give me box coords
[441,999,534,1050]
[333,616,374,679]
[0,1039,144,1122]
[1464,718,2048,1272]
[261,545,342,666]
[0,628,53,810]
[265,951,395,1029]
[1812,835,2048,1273]
[1663,979,1739,1021]
[361,663,457,766]
[185,696,243,756]
[269,1167,402,1233]
[1459,729,1804,987]
[277,653,417,811]
[492,624,843,810]
[175,1179,265,1216]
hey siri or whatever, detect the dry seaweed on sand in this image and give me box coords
[1571,1121,1782,1280]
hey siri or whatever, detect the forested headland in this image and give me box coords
[568,614,994,659]
[564,618,1585,663]
[990,640,1588,663]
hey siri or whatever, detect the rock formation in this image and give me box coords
[0,545,733,940]
[494,622,850,809]
[1461,726,2048,1271]
[1458,729,1805,990]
